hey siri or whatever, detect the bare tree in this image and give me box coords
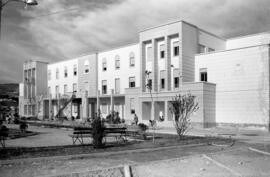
[170,93,199,139]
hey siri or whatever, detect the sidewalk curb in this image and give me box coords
[0,143,207,165]
[248,147,270,156]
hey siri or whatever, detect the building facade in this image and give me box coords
[19,20,270,129]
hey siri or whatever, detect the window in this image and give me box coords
[48,87,51,96]
[55,85,59,96]
[200,68,207,82]
[129,52,135,67]
[48,70,51,80]
[84,82,88,92]
[174,77,179,88]
[160,78,165,89]
[72,83,77,92]
[208,47,215,52]
[102,58,107,71]
[102,80,107,94]
[173,41,179,56]
[198,44,206,53]
[64,66,68,78]
[160,70,165,90]
[129,77,136,88]
[147,46,153,61]
[130,98,135,114]
[160,44,165,59]
[101,104,107,114]
[147,79,152,90]
[64,84,68,94]
[84,60,89,73]
[115,55,120,70]
[56,68,59,79]
[115,78,120,94]
[73,65,77,76]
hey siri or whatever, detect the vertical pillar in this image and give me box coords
[110,89,114,112]
[82,91,89,121]
[151,101,155,121]
[165,36,172,91]
[57,93,60,117]
[164,101,168,121]
[152,39,158,92]
[140,42,146,92]
[96,90,100,113]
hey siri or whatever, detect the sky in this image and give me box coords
[0,0,270,83]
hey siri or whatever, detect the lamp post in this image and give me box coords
[0,0,38,39]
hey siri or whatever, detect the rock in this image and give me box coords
[200,168,206,171]
[238,161,243,165]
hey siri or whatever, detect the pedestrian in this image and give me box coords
[134,114,138,125]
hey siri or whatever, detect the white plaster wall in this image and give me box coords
[195,45,269,125]
[226,33,270,50]
[98,44,140,95]
[48,59,78,98]
[198,30,226,51]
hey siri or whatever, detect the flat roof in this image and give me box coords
[139,19,226,40]
[227,31,270,40]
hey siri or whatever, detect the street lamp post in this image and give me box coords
[0,0,38,39]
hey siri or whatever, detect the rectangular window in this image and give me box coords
[198,44,206,53]
[48,70,51,80]
[174,77,179,88]
[200,68,207,82]
[115,59,120,70]
[73,65,77,76]
[173,41,179,56]
[115,78,120,94]
[84,82,88,92]
[160,44,165,59]
[129,53,135,67]
[101,104,107,114]
[72,83,77,92]
[129,77,136,88]
[48,87,51,96]
[147,79,152,90]
[102,62,107,71]
[102,80,107,94]
[56,68,59,79]
[64,67,68,78]
[64,84,68,94]
[147,46,153,61]
[208,47,215,52]
[160,78,165,89]
[55,85,59,96]
[130,98,135,114]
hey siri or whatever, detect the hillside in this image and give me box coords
[0,83,19,99]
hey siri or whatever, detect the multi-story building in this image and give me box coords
[19,20,270,130]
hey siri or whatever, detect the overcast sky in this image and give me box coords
[0,0,270,83]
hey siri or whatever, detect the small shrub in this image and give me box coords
[170,93,199,139]
[91,117,105,148]
[138,123,148,139]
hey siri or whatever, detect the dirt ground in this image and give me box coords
[1,142,267,177]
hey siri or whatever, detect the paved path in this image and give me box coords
[5,124,73,147]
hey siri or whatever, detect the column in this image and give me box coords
[165,36,172,91]
[48,94,52,120]
[152,39,158,92]
[151,101,155,121]
[57,93,60,117]
[96,90,100,113]
[82,91,89,121]
[140,42,146,92]
[164,101,168,121]
[110,89,114,112]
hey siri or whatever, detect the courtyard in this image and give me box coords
[1,123,270,177]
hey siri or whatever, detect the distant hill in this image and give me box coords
[0,83,19,99]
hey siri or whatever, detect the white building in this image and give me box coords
[19,20,270,130]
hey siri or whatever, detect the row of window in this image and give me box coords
[146,77,180,90]
[147,41,180,62]
[198,44,215,54]
[48,65,78,80]
[101,77,136,94]
[48,83,77,96]
[102,52,135,71]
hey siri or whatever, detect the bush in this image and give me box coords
[138,123,148,139]
[170,94,199,139]
[91,117,105,148]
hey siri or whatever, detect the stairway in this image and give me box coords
[55,93,76,118]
